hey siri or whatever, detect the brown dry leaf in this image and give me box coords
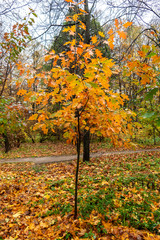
[78,228,86,237]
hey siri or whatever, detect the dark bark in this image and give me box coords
[74,109,81,219]
[153,126,156,145]
[2,133,10,153]
[84,0,90,44]
[0,62,10,97]
[83,129,90,162]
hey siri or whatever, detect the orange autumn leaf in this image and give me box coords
[77,0,85,4]
[95,49,102,58]
[41,124,48,134]
[91,35,98,44]
[108,34,114,49]
[115,19,119,29]
[38,114,48,122]
[123,22,133,28]
[45,55,51,62]
[65,16,72,22]
[117,31,127,39]
[17,89,27,96]
[79,8,88,14]
[65,0,74,2]
[28,114,38,121]
[108,28,114,35]
[138,50,146,58]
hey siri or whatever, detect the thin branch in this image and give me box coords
[30,23,76,42]
[116,28,158,63]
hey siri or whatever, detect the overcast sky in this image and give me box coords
[0,0,159,45]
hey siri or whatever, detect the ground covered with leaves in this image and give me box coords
[0,151,160,239]
[0,140,159,159]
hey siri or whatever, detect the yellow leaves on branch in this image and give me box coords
[32,122,48,134]
[72,14,79,21]
[79,20,86,30]
[69,25,76,36]
[16,12,134,145]
[62,20,85,36]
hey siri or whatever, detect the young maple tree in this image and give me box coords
[17,0,133,218]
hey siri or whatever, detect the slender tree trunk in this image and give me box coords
[153,125,156,145]
[74,110,81,219]
[83,129,90,161]
[84,0,90,44]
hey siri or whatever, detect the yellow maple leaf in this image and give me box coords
[62,27,70,32]
[69,25,76,35]
[72,14,79,21]
[98,31,105,37]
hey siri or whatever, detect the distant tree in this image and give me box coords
[0,10,36,152]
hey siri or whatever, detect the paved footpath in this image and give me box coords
[0,148,159,164]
